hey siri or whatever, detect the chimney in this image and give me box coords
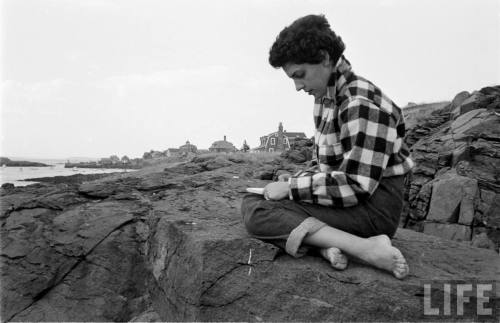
[224,135,226,141]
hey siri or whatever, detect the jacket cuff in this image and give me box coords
[289,175,314,202]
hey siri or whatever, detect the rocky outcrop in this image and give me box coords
[1,183,151,322]
[147,209,498,322]
[280,137,314,164]
[2,153,499,321]
[403,85,500,251]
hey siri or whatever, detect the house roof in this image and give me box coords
[179,144,197,149]
[262,131,307,139]
[284,132,307,138]
[210,140,236,150]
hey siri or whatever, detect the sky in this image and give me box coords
[1,0,499,159]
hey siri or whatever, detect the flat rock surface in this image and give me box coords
[1,154,499,321]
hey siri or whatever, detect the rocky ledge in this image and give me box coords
[1,154,498,322]
[402,85,500,251]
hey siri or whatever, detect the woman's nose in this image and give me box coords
[294,80,304,91]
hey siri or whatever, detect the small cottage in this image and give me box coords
[179,140,198,155]
[257,122,307,152]
[209,136,237,153]
[165,148,180,158]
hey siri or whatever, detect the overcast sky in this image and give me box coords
[1,0,499,159]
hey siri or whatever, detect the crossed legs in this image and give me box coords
[241,176,409,279]
[304,225,409,279]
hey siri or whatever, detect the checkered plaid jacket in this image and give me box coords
[289,56,414,207]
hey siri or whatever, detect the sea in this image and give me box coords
[0,158,133,187]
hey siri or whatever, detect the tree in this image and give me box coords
[121,155,130,164]
[143,151,152,160]
[109,155,120,164]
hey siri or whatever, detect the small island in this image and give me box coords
[0,157,49,167]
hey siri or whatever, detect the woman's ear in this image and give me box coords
[320,51,331,66]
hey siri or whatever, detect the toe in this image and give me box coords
[393,263,409,279]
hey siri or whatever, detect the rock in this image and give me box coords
[452,93,480,117]
[1,183,14,189]
[2,154,499,321]
[422,222,472,242]
[280,137,314,164]
[403,87,500,250]
[149,215,497,322]
[286,150,307,163]
[202,156,235,170]
[484,193,500,228]
[471,232,496,250]
[11,222,151,322]
[450,108,488,135]
[129,308,162,322]
[1,192,151,321]
[23,172,115,185]
[451,91,470,108]
[451,142,471,166]
[254,166,275,180]
[426,175,478,225]
[408,180,432,220]
[479,86,500,96]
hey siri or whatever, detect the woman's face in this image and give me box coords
[282,58,333,100]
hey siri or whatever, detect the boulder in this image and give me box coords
[1,185,152,322]
[148,212,498,322]
[422,222,472,242]
[471,231,497,250]
[426,174,478,225]
[450,108,488,135]
[451,91,470,108]
[451,93,479,118]
[148,199,498,322]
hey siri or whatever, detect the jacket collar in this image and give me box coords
[322,56,352,104]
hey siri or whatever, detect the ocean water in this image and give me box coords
[0,158,132,186]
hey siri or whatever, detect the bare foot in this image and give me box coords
[360,235,409,279]
[319,247,348,270]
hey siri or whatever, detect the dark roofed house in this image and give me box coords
[257,122,307,152]
[209,136,237,153]
[179,140,198,154]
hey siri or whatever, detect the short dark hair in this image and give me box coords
[269,14,345,68]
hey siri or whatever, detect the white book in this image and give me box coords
[246,187,265,195]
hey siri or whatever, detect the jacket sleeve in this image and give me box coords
[288,99,398,207]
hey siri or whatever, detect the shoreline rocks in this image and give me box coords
[2,153,499,321]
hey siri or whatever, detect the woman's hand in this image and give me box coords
[264,181,290,200]
[277,173,291,182]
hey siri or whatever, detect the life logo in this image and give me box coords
[421,280,498,320]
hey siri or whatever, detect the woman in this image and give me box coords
[241,14,414,279]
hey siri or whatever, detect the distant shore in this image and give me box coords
[64,162,141,170]
[0,157,49,167]
[21,172,119,185]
